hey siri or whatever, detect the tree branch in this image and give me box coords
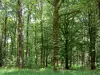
[59,10,81,17]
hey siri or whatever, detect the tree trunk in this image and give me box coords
[25,5,31,67]
[69,48,72,68]
[52,0,60,70]
[98,0,100,18]
[0,36,3,67]
[64,16,69,70]
[88,10,96,70]
[17,0,23,68]
[34,5,38,65]
[65,39,69,69]
[89,27,96,70]
[4,13,7,59]
[45,31,49,67]
[40,0,44,67]
[81,51,85,67]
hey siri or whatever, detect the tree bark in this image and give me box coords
[88,10,96,70]
[98,0,100,18]
[25,4,31,67]
[52,0,60,69]
[64,16,69,70]
[0,36,3,67]
[40,0,44,67]
[34,5,38,66]
[89,27,96,70]
[4,12,7,59]
[17,0,23,68]
[65,39,69,69]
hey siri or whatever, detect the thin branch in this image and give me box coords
[59,10,81,17]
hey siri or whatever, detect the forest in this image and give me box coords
[0,0,100,75]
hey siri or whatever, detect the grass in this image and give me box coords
[0,68,100,75]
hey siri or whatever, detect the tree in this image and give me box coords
[52,0,63,70]
[0,0,99,70]
[87,1,97,70]
[17,0,23,68]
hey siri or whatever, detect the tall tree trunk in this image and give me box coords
[4,13,7,59]
[10,36,13,61]
[45,32,49,67]
[81,51,85,67]
[89,27,96,70]
[88,10,96,70]
[52,0,63,70]
[0,22,4,66]
[52,0,60,69]
[64,16,69,69]
[65,39,69,69]
[25,5,31,67]
[17,0,23,68]
[98,0,100,18]
[0,36,3,67]
[34,5,38,66]
[69,48,72,68]
[40,0,44,67]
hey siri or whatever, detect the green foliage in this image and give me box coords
[0,0,100,70]
[0,68,99,75]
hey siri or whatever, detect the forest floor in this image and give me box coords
[0,68,100,75]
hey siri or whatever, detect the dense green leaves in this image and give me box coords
[0,0,100,70]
